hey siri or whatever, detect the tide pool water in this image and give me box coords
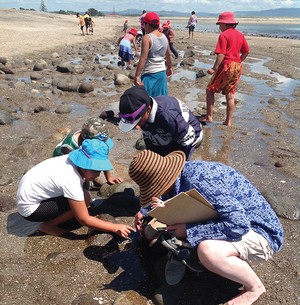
[171,20,300,39]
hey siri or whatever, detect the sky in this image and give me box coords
[1,0,300,13]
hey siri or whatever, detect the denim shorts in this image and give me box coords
[231,229,274,265]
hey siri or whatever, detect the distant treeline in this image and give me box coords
[17,7,105,16]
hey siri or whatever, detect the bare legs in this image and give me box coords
[224,93,235,126]
[200,90,235,126]
[197,240,266,305]
[200,89,214,123]
[39,190,92,236]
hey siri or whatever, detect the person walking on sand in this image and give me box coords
[187,11,197,39]
[83,11,91,35]
[17,138,135,238]
[129,149,284,305]
[162,21,179,59]
[122,19,129,33]
[134,12,172,97]
[139,10,147,35]
[76,13,85,36]
[117,28,138,67]
[200,12,250,126]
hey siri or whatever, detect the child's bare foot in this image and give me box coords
[39,223,67,236]
[228,285,266,305]
[199,116,212,123]
[223,121,232,126]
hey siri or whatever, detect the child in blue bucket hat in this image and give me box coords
[17,138,135,238]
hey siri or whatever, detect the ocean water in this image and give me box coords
[171,21,300,39]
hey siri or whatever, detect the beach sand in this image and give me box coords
[0,9,299,305]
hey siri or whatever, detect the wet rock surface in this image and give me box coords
[0,17,299,305]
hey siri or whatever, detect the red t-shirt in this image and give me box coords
[215,28,250,64]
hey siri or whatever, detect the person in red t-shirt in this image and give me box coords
[200,12,250,126]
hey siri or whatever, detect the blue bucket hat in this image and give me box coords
[68,138,114,171]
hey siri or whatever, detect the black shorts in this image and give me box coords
[23,196,70,222]
[189,25,195,33]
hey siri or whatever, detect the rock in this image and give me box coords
[73,65,85,74]
[56,63,75,73]
[113,290,148,305]
[0,57,8,65]
[180,58,195,67]
[128,70,135,79]
[52,52,60,58]
[274,161,284,167]
[114,74,131,86]
[34,106,49,113]
[99,110,115,119]
[71,293,99,305]
[0,110,13,125]
[98,182,135,198]
[262,191,300,220]
[30,72,43,80]
[78,82,94,93]
[135,137,146,150]
[106,64,118,70]
[183,49,195,58]
[0,63,14,74]
[55,104,72,114]
[196,69,206,78]
[57,76,79,92]
[33,59,48,71]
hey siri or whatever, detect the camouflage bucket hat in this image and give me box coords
[81,117,108,140]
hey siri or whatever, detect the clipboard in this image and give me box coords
[148,189,217,225]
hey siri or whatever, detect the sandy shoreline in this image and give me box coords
[0,8,299,305]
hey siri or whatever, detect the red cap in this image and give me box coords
[129,28,138,36]
[216,12,238,25]
[143,12,160,25]
[162,22,170,29]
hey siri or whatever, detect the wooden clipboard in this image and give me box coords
[148,189,217,225]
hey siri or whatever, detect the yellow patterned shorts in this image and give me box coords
[207,62,242,95]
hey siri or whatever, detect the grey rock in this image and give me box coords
[0,57,8,65]
[196,69,206,78]
[55,104,72,114]
[0,110,13,125]
[57,76,79,92]
[71,293,99,305]
[30,72,43,80]
[114,74,131,86]
[262,191,300,220]
[0,63,14,74]
[56,63,75,73]
[180,58,195,67]
[183,49,195,58]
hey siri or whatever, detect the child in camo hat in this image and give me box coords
[53,117,123,185]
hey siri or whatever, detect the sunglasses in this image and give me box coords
[118,103,147,123]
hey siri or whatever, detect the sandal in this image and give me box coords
[160,233,204,273]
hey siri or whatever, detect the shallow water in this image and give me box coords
[172,20,300,39]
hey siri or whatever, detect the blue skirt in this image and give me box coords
[142,70,168,97]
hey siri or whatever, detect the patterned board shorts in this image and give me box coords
[207,61,242,95]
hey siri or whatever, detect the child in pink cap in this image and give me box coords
[200,12,250,126]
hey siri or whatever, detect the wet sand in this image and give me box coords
[0,9,299,305]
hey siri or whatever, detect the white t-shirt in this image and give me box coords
[17,155,85,217]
